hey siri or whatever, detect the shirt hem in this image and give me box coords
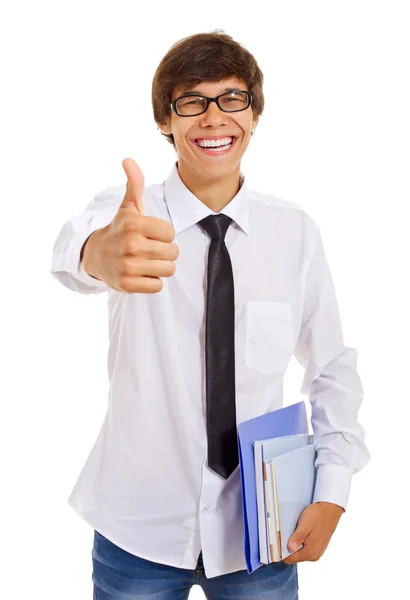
[69,497,200,572]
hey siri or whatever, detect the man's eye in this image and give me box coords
[178,97,203,106]
[222,96,245,104]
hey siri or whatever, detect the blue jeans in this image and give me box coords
[92,530,299,599]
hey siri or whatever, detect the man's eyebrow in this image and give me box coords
[177,86,243,97]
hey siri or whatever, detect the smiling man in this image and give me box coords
[50,30,370,600]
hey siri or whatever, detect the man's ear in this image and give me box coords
[159,117,172,135]
[252,114,260,131]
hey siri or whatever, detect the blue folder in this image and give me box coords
[237,401,309,574]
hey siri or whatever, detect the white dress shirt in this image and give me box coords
[50,162,370,578]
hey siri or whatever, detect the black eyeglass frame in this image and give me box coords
[170,90,253,117]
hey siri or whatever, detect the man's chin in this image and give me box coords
[177,151,241,181]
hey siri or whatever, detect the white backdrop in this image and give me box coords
[2,1,409,598]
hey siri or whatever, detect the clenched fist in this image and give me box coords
[81,158,179,293]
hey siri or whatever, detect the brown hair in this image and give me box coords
[152,30,264,147]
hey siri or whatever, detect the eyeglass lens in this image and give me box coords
[175,91,249,116]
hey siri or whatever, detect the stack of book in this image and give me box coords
[253,433,316,563]
[237,401,317,574]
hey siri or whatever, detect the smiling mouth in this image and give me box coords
[192,136,238,154]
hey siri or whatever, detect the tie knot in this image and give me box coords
[197,214,233,241]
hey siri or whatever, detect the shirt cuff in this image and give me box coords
[312,464,353,511]
[52,225,109,291]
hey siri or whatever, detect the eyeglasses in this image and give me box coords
[170,90,252,117]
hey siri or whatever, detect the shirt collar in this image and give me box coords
[164,162,250,236]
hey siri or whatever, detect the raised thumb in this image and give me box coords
[121,157,144,214]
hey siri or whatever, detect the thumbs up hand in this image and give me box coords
[80,158,179,293]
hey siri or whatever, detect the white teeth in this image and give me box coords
[197,137,233,148]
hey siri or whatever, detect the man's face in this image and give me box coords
[160,77,259,181]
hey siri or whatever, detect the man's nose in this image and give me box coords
[199,100,228,127]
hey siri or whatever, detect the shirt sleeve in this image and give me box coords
[293,222,371,510]
[50,186,123,294]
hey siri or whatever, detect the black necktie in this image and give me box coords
[197,214,238,479]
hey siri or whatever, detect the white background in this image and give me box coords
[2,1,409,598]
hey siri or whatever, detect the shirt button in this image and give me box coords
[203,504,210,511]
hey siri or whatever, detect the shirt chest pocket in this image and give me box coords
[245,301,294,375]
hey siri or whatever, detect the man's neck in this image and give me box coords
[176,161,242,213]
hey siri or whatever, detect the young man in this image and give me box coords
[51,31,370,599]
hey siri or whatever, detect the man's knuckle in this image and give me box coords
[122,218,135,234]
[120,256,134,275]
[125,233,144,255]
[118,274,131,291]
[123,239,134,255]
